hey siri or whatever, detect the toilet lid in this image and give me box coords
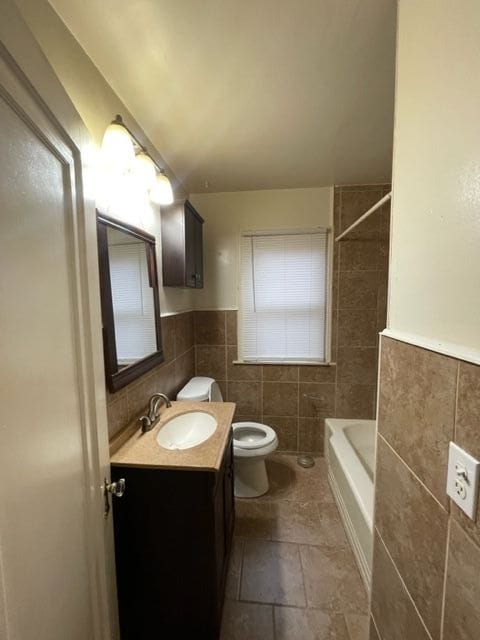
[232,422,277,450]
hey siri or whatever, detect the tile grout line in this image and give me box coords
[375,528,434,640]
[370,611,383,640]
[439,517,452,640]
[378,433,449,513]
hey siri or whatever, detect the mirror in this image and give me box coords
[97,213,164,392]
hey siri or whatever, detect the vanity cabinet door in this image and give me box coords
[212,437,235,609]
[223,442,235,545]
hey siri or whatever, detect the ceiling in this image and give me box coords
[48,0,397,193]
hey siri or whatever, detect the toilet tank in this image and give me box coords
[177,376,223,402]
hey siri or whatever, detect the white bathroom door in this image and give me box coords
[0,3,118,640]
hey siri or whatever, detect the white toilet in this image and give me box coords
[177,376,278,498]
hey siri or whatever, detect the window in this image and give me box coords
[239,229,330,363]
[109,241,157,365]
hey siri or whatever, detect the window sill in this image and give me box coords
[232,360,336,367]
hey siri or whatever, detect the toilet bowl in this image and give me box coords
[177,377,278,497]
[232,422,278,497]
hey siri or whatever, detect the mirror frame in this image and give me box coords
[97,212,164,392]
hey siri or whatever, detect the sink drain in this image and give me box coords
[297,455,315,468]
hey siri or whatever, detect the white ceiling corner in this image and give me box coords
[48,0,397,193]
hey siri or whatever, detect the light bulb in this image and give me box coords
[150,172,174,205]
[134,152,157,190]
[100,122,135,174]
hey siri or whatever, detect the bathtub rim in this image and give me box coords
[325,417,375,532]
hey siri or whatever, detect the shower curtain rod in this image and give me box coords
[334,192,392,242]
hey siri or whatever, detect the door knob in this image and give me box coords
[106,478,126,497]
[104,477,126,517]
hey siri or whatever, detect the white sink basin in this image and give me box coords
[156,411,218,450]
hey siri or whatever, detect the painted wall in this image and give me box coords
[387,0,480,358]
[190,187,333,310]
[15,0,192,316]
[370,2,480,638]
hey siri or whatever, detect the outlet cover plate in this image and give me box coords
[446,442,480,519]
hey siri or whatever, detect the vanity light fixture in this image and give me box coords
[134,151,157,190]
[100,114,174,205]
[100,117,135,174]
[150,171,174,205]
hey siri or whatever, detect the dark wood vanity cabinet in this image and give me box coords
[161,199,204,288]
[111,436,234,640]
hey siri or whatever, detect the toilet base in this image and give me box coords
[234,457,269,498]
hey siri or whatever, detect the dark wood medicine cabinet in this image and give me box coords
[97,212,164,392]
[161,199,204,288]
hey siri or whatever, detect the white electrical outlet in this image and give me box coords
[446,442,480,519]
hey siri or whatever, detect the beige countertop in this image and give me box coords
[110,401,236,471]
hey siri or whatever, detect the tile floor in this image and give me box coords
[221,454,369,640]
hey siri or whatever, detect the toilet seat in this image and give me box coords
[232,422,278,457]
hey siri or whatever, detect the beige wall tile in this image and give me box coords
[336,347,378,384]
[154,360,177,398]
[233,413,262,424]
[299,383,335,418]
[298,417,325,453]
[174,348,195,392]
[455,361,480,457]
[262,365,299,382]
[126,369,161,420]
[228,380,262,415]
[335,384,375,419]
[375,436,448,639]
[338,309,377,347]
[174,310,194,355]
[442,520,480,640]
[370,533,430,640]
[344,614,369,640]
[368,618,380,640]
[299,365,336,383]
[339,189,383,233]
[194,310,226,345]
[226,346,262,381]
[263,416,298,451]
[339,238,379,271]
[338,270,380,309]
[195,345,227,380]
[106,393,130,440]
[160,315,175,362]
[452,364,480,543]
[226,310,238,345]
[378,336,457,505]
[263,382,299,417]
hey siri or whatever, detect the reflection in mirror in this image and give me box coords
[97,213,164,392]
[107,227,157,366]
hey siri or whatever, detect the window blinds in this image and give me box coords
[239,230,328,362]
[109,243,157,364]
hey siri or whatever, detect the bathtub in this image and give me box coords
[324,418,376,589]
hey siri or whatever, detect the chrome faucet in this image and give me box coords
[139,393,171,433]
